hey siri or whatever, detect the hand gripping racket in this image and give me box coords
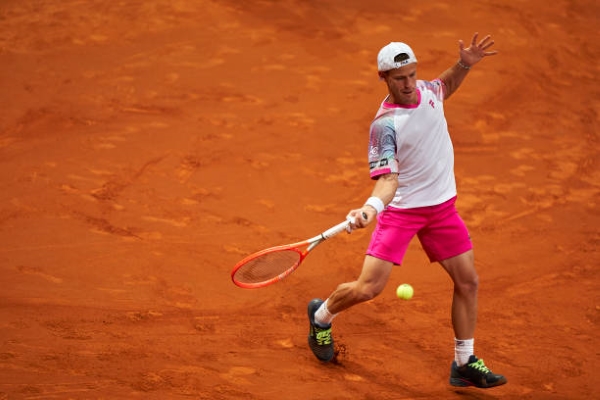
[231,219,352,289]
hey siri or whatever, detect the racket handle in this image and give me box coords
[321,220,352,239]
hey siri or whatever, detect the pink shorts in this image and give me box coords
[366,196,472,265]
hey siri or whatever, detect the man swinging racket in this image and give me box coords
[307,32,507,389]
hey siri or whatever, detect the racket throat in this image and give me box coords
[307,241,321,252]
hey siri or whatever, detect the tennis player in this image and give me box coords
[308,33,507,389]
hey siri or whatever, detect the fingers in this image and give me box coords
[479,35,497,56]
[478,34,493,46]
[471,32,478,46]
[462,33,497,59]
[345,209,372,233]
[345,215,356,233]
[466,33,495,50]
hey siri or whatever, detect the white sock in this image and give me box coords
[314,299,337,327]
[454,338,474,366]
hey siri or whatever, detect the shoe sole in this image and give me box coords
[450,377,474,387]
[450,374,508,388]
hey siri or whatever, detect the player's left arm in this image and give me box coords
[438,32,498,100]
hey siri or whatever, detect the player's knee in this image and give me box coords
[355,282,384,302]
[455,274,479,296]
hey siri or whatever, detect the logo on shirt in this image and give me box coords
[429,99,435,109]
[369,158,389,170]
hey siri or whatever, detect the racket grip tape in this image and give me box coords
[322,220,352,239]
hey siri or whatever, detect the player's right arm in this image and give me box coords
[348,115,400,227]
[347,173,398,229]
[365,172,398,217]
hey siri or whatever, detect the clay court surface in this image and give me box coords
[1,1,598,399]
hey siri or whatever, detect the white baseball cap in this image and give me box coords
[377,42,417,71]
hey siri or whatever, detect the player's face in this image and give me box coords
[380,64,418,105]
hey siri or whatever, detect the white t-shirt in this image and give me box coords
[368,79,457,209]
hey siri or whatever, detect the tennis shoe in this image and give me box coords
[307,298,334,362]
[450,355,507,388]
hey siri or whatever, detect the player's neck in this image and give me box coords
[385,90,420,106]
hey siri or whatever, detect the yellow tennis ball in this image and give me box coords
[396,283,414,300]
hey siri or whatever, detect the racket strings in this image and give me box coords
[233,249,301,284]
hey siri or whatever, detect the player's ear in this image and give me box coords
[378,71,387,80]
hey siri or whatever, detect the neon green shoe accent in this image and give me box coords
[315,328,332,345]
[469,358,491,374]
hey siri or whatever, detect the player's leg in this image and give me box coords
[441,251,506,388]
[325,255,394,315]
[307,207,419,362]
[417,198,478,341]
[439,250,478,340]
[418,197,506,387]
[313,205,420,324]
[307,256,393,362]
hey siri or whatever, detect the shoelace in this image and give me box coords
[315,327,332,345]
[469,359,491,374]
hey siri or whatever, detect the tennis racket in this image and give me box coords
[231,218,354,289]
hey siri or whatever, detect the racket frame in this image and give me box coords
[231,219,350,289]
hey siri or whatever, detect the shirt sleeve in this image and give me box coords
[426,78,446,101]
[368,117,399,179]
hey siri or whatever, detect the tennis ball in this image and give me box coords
[396,283,414,300]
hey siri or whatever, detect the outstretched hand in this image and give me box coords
[459,32,497,67]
